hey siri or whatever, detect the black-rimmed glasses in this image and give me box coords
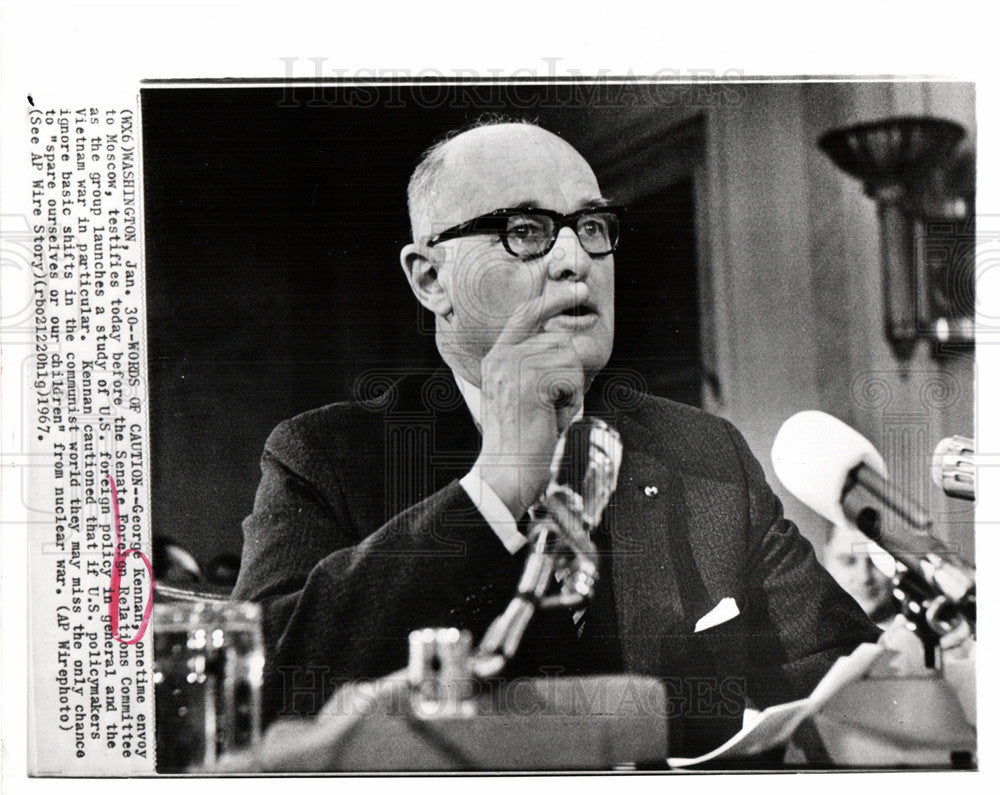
[426,205,624,260]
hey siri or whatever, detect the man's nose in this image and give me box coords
[546,225,592,281]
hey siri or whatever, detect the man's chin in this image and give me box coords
[565,329,612,369]
[857,591,893,619]
[572,335,611,386]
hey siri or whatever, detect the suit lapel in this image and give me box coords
[389,371,746,679]
[601,407,744,676]
[605,445,698,674]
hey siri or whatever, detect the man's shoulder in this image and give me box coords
[269,396,390,447]
[267,375,744,476]
[265,371,454,454]
[629,390,722,425]
[260,394,394,475]
[598,385,747,477]
[596,381,733,438]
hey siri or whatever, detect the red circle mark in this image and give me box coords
[107,474,154,644]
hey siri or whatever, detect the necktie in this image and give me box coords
[527,503,589,638]
[557,568,588,636]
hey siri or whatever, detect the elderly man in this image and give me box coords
[232,120,879,757]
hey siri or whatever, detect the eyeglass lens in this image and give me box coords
[505,211,618,257]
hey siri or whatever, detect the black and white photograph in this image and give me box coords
[141,79,977,771]
[2,4,995,788]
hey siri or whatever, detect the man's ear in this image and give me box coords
[400,243,452,318]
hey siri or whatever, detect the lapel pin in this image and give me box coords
[643,485,659,497]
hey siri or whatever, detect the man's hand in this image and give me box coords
[475,284,591,520]
[940,617,973,655]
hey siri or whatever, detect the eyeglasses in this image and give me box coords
[426,205,624,260]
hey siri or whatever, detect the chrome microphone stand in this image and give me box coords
[470,418,621,679]
[411,418,622,691]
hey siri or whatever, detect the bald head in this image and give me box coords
[406,122,603,243]
[399,121,615,388]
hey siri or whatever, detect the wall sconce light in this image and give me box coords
[819,116,974,360]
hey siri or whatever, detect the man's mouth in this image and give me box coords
[545,301,600,331]
[557,302,598,318]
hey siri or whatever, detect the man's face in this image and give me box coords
[416,125,615,385]
[824,524,895,619]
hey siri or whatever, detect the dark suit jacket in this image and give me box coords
[233,370,879,758]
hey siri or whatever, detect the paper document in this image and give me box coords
[668,641,887,767]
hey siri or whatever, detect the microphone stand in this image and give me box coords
[841,464,976,667]
[471,416,621,680]
[472,490,600,678]
[888,567,975,669]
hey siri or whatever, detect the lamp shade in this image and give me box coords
[818,117,965,196]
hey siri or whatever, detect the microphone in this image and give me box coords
[932,435,975,501]
[473,417,622,674]
[546,416,624,532]
[540,417,624,601]
[771,411,975,609]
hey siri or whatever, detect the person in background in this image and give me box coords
[822,523,896,628]
[205,552,242,590]
[152,534,203,586]
[821,521,975,724]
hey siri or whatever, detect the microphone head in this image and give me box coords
[550,417,623,530]
[771,411,886,527]
[932,435,975,499]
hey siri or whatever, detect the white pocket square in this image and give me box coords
[694,597,740,632]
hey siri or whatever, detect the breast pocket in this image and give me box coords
[663,612,750,758]
[693,611,748,679]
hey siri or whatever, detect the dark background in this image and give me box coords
[141,85,702,577]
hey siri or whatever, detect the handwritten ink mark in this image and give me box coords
[107,474,154,644]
